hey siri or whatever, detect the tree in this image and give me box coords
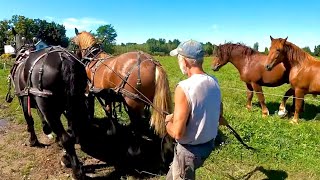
[302,46,313,55]
[95,24,117,53]
[4,15,69,48]
[264,47,269,55]
[0,20,10,54]
[314,45,320,57]
[203,42,213,56]
[253,42,259,51]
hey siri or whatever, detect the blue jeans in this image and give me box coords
[166,139,215,180]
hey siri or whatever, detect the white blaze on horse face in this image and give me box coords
[178,54,187,75]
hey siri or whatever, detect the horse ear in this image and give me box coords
[75,28,79,35]
[270,35,274,41]
[284,36,288,42]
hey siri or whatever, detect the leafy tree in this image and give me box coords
[302,46,313,55]
[264,47,269,55]
[95,24,117,53]
[314,45,320,57]
[2,15,69,48]
[203,42,213,56]
[0,20,10,53]
[253,42,259,51]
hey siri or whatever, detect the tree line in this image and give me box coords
[1,15,319,57]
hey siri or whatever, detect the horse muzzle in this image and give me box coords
[211,64,220,71]
[265,64,273,71]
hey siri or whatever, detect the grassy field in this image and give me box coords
[1,56,320,179]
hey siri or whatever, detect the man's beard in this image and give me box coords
[178,56,187,75]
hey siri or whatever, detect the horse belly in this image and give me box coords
[309,80,320,94]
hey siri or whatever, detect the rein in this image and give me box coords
[77,42,255,151]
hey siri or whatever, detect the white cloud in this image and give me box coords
[44,16,54,21]
[211,24,218,30]
[62,17,107,31]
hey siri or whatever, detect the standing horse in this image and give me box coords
[71,29,173,160]
[6,28,88,179]
[211,43,294,117]
[265,36,319,123]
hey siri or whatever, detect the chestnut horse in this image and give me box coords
[265,36,319,123]
[211,43,294,117]
[71,29,173,159]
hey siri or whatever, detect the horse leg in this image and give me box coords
[85,92,95,121]
[251,83,269,117]
[291,89,305,124]
[35,107,55,140]
[246,83,254,110]
[20,97,42,147]
[278,88,294,117]
[126,106,143,157]
[35,97,84,179]
[63,111,80,144]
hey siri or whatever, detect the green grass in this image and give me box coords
[1,57,320,179]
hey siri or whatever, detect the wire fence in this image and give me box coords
[219,86,320,103]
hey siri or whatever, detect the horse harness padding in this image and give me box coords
[9,46,81,98]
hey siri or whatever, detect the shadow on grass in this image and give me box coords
[228,166,288,180]
[78,116,174,179]
[265,101,319,121]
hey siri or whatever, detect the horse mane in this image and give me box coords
[284,41,315,63]
[215,42,259,59]
[78,31,97,48]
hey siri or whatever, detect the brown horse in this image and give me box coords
[265,36,319,123]
[71,29,173,158]
[211,43,294,117]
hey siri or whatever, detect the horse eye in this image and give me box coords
[276,48,280,52]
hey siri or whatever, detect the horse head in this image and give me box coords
[211,44,231,71]
[265,36,288,71]
[71,28,102,63]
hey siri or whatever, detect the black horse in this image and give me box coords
[6,28,88,180]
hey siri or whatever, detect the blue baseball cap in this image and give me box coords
[170,39,204,61]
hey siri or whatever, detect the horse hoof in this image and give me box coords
[30,140,45,148]
[71,165,85,180]
[277,110,288,118]
[60,155,71,168]
[127,146,141,156]
[289,120,298,125]
[47,133,54,140]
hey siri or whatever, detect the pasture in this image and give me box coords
[1,56,320,179]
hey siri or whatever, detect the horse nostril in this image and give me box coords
[265,65,271,71]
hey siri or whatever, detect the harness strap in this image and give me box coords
[136,52,142,90]
[25,48,51,95]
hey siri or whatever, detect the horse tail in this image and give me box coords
[151,65,172,137]
[61,55,88,135]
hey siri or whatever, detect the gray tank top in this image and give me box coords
[177,74,221,145]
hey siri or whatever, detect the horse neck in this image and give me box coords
[228,50,248,72]
[284,43,312,69]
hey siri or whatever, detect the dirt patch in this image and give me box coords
[0,119,171,180]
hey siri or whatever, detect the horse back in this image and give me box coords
[12,46,83,97]
[88,51,157,101]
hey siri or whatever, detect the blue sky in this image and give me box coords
[1,0,319,51]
